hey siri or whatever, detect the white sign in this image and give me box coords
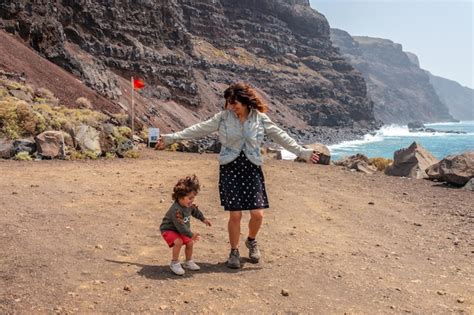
[148,128,160,147]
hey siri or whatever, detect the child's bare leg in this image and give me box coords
[172,238,183,261]
[184,240,194,261]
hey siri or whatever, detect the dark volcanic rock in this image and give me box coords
[330,28,454,124]
[1,0,377,143]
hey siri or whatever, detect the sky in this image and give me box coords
[309,0,473,89]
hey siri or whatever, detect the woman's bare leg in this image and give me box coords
[248,209,264,239]
[228,211,242,249]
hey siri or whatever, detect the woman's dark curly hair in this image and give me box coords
[172,175,200,201]
[224,82,268,113]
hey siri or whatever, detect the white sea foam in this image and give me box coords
[328,123,473,154]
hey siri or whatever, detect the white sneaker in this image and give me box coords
[182,260,200,271]
[170,262,185,275]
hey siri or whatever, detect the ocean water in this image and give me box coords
[328,121,474,161]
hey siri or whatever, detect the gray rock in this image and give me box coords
[12,139,36,155]
[335,154,377,174]
[9,89,32,102]
[35,131,66,159]
[462,178,474,191]
[73,125,101,156]
[0,139,13,159]
[385,142,438,179]
[426,152,474,186]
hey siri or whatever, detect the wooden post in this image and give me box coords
[130,76,135,135]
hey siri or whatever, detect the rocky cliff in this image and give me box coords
[427,73,474,121]
[0,0,377,144]
[330,28,454,124]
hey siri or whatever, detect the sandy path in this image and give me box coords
[0,150,472,314]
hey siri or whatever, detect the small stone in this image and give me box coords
[457,298,464,303]
[95,244,103,250]
[124,285,131,291]
[403,192,408,195]
[281,289,289,297]
[413,223,422,227]
[12,191,18,195]
[436,290,446,295]
[368,202,375,205]
[453,238,460,245]
[160,198,165,203]
[159,305,168,310]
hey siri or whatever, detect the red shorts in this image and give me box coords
[161,230,192,248]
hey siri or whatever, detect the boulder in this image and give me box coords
[335,154,377,174]
[73,125,101,156]
[99,128,116,153]
[9,89,33,102]
[385,142,438,179]
[116,139,134,158]
[407,121,425,130]
[426,152,474,186]
[35,131,66,159]
[12,139,36,155]
[0,139,13,158]
[462,178,474,191]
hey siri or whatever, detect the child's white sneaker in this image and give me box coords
[182,260,200,271]
[170,261,185,275]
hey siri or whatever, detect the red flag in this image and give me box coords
[133,78,145,90]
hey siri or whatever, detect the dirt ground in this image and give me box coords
[0,149,472,314]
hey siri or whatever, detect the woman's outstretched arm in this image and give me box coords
[261,113,316,163]
[161,111,224,146]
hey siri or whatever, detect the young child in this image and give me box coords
[160,175,212,275]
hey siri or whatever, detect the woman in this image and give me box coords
[156,82,319,269]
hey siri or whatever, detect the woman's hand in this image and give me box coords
[310,151,320,164]
[203,219,212,227]
[154,136,166,150]
[192,233,201,241]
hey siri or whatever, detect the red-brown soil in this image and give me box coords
[0,149,472,314]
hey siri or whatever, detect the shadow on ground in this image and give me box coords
[105,258,262,280]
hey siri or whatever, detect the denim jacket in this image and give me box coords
[162,109,313,166]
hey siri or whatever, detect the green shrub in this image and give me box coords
[113,112,129,125]
[124,150,140,158]
[105,152,116,159]
[75,97,92,109]
[369,157,393,171]
[84,150,99,160]
[14,151,32,161]
[166,143,180,152]
[68,150,86,160]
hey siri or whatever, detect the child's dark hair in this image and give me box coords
[172,175,200,201]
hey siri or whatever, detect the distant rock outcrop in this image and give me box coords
[0,1,377,144]
[427,73,474,121]
[330,29,454,124]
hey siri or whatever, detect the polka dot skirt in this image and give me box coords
[219,151,269,211]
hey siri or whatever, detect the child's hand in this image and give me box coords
[192,233,201,241]
[203,219,212,227]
